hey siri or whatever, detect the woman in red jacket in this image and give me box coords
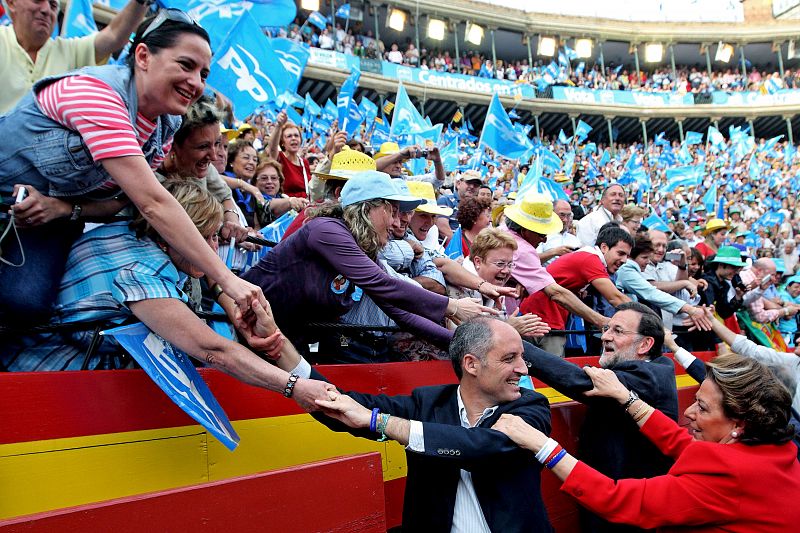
[494,353,800,532]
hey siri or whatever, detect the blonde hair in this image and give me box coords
[253,159,285,191]
[471,227,517,260]
[620,204,647,222]
[133,178,223,240]
[306,199,384,261]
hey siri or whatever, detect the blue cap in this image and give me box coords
[341,171,425,209]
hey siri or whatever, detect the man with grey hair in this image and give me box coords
[312,317,554,532]
[538,199,581,265]
[575,183,625,246]
[1,0,149,113]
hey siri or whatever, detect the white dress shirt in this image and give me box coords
[406,386,497,533]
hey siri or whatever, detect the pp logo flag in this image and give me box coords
[272,37,310,92]
[207,11,289,119]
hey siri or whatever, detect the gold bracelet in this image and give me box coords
[633,405,653,424]
[629,401,649,420]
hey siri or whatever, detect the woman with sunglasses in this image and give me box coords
[0,9,266,322]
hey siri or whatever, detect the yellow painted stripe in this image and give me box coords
[0,380,698,520]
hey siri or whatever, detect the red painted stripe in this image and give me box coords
[1,353,714,445]
[0,453,386,532]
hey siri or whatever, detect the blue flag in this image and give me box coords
[390,83,427,137]
[539,148,562,174]
[335,3,351,18]
[701,183,717,214]
[558,129,570,145]
[358,97,378,125]
[322,98,337,121]
[575,120,593,142]
[62,0,97,38]
[445,227,464,260]
[685,131,703,146]
[207,11,289,119]
[707,126,726,152]
[440,137,459,172]
[272,38,309,92]
[304,93,321,116]
[642,213,670,232]
[664,164,703,192]
[163,0,296,43]
[307,10,328,30]
[479,93,530,160]
[337,69,362,136]
[102,323,240,450]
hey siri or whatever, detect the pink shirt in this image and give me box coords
[502,224,554,313]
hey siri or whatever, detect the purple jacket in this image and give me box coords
[243,217,452,347]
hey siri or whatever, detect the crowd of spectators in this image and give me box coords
[4,5,800,531]
[281,17,800,95]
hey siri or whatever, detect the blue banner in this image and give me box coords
[711,89,800,106]
[102,323,240,450]
[551,86,694,106]
[337,69,362,137]
[381,61,535,99]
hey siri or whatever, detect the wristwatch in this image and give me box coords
[622,389,640,411]
[70,203,82,221]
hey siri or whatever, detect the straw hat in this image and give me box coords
[373,141,402,160]
[702,218,729,236]
[314,147,376,181]
[458,169,483,184]
[405,181,453,216]
[237,123,256,134]
[504,192,563,235]
[220,125,237,141]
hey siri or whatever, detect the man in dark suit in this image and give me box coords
[523,302,678,533]
[314,317,553,533]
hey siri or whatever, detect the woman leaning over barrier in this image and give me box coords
[0,9,264,323]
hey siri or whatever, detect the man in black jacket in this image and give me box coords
[523,302,678,533]
[314,317,553,533]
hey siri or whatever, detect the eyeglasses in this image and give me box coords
[600,325,641,337]
[488,260,515,270]
[141,8,200,41]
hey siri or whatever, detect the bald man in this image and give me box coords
[575,184,625,246]
[538,200,581,265]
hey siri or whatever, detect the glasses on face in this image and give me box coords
[488,260,515,270]
[141,8,200,41]
[557,211,574,219]
[601,325,641,337]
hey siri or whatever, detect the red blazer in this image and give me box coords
[561,410,800,532]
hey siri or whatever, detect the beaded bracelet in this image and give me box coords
[377,413,391,442]
[369,408,380,433]
[545,449,568,469]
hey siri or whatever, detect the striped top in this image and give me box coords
[36,75,172,193]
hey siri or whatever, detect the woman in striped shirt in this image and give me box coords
[1,9,265,322]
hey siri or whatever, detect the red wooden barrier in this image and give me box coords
[0,454,386,532]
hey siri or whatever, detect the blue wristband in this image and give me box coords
[370,407,380,432]
[545,449,567,469]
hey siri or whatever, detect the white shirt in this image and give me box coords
[537,231,581,265]
[575,206,621,246]
[407,387,496,533]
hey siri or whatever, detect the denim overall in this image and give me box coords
[0,65,181,322]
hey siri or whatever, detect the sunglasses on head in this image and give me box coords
[141,8,200,41]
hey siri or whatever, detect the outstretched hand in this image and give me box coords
[583,367,629,404]
[315,389,372,428]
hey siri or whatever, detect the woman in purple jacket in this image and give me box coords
[242,171,494,357]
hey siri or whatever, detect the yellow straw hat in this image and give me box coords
[405,181,453,216]
[313,147,377,181]
[702,218,729,236]
[220,125,237,141]
[504,192,563,235]
[373,141,402,160]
